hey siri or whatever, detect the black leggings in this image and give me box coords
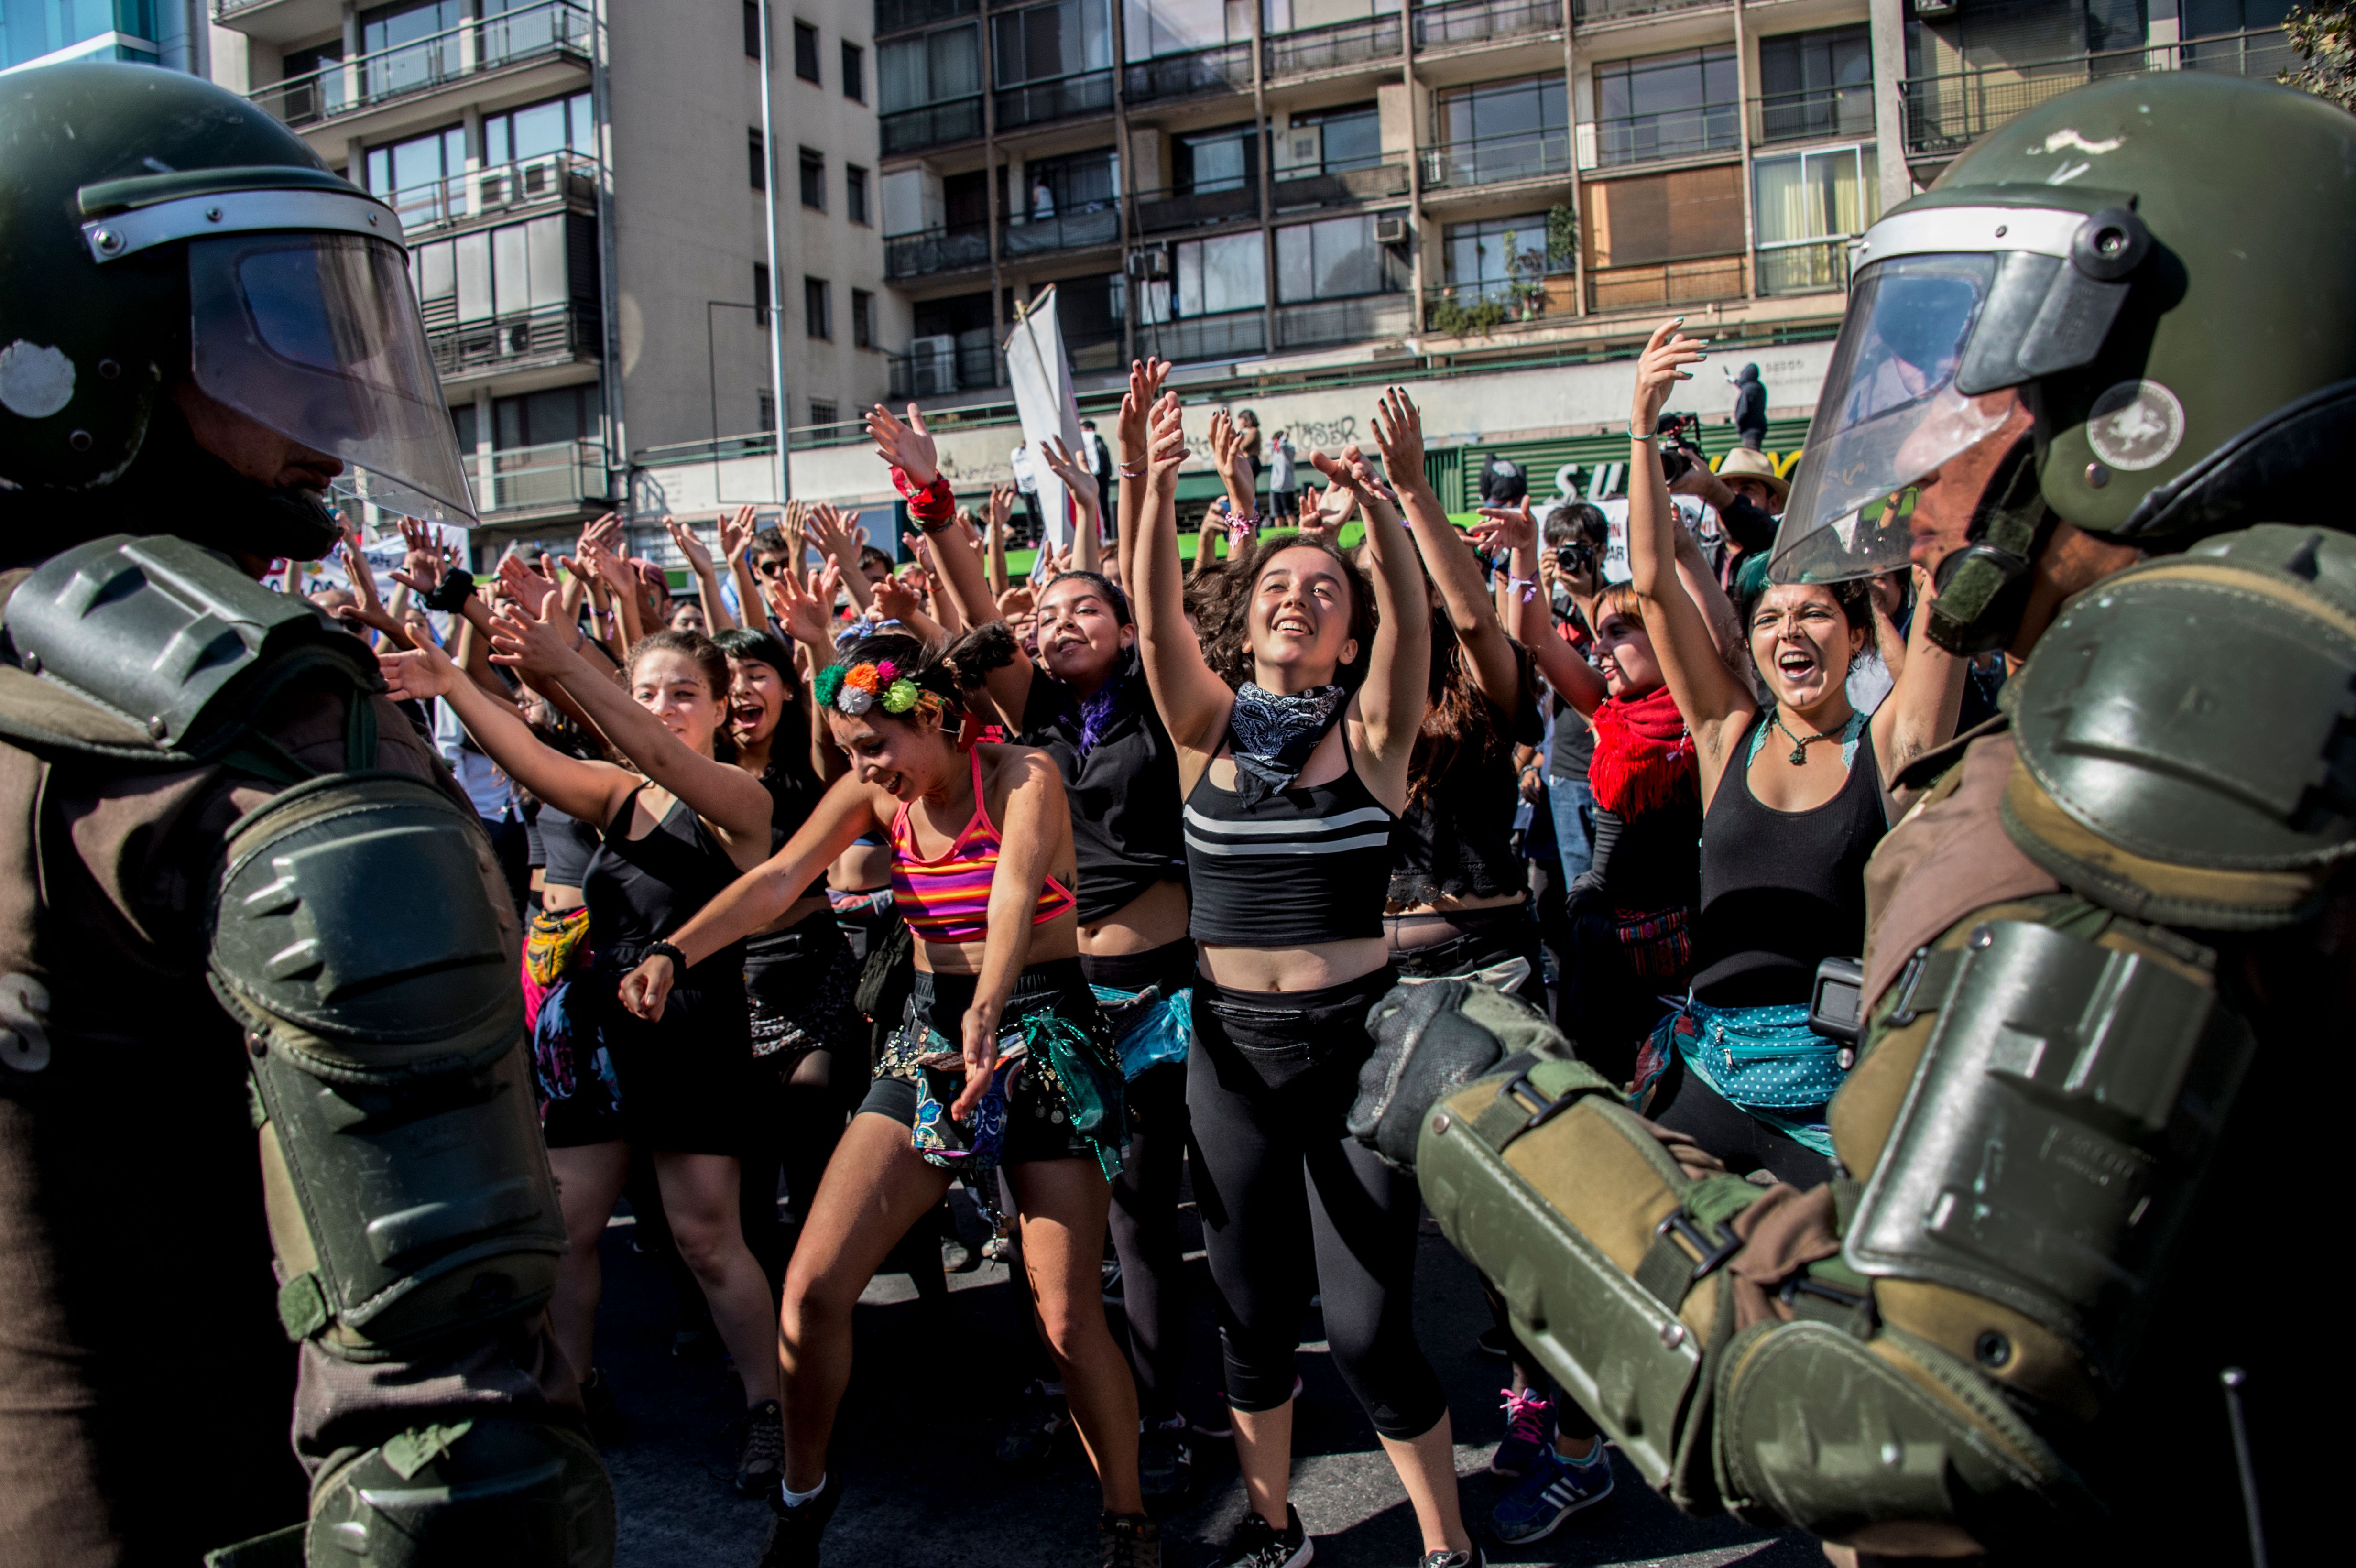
[1187,966,1448,1441]
[1647,1050,1834,1188]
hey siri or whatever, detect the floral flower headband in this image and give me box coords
[815,658,941,722]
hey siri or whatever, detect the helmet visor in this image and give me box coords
[1769,253,2014,584]
[187,232,476,525]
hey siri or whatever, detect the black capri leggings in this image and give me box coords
[1187,965,1448,1442]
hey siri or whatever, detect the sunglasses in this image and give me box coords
[755,556,793,577]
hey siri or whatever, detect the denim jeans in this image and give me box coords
[1549,774,1595,887]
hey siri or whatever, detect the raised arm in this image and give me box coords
[807,503,874,614]
[1868,564,1968,813]
[667,516,740,632]
[1375,388,1519,712]
[986,486,1013,599]
[1311,428,1429,801]
[950,748,1068,1117]
[1626,319,1757,768]
[379,636,634,826]
[1040,436,1102,575]
[1134,371,1236,754]
[720,505,766,633]
[1474,500,1607,716]
[763,559,849,783]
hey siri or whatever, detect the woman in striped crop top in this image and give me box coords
[617,629,1153,1563]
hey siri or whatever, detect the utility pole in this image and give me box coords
[757,0,792,501]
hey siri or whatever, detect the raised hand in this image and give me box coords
[1039,435,1100,509]
[377,636,461,702]
[765,561,841,649]
[865,402,939,486]
[873,570,924,623]
[486,590,587,679]
[664,514,715,574]
[1633,316,1708,433]
[986,483,1015,536]
[1470,497,1537,556]
[807,501,862,565]
[496,550,560,621]
[1370,386,1427,479]
[719,503,759,565]
[1117,358,1173,464]
[396,518,443,595]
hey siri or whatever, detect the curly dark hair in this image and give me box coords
[1198,535,1380,694]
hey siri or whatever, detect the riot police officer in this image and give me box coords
[0,63,612,1565]
[1384,69,2352,1568]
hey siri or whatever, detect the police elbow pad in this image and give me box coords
[210,772,566,1361]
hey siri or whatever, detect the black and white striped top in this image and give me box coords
[1184,743,1397,947]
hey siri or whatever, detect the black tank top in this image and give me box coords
[1691,713,1885,1006]
[581,787,746,970]
[1184,728,1396,947]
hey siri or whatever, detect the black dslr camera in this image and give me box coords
[1655,412,1703,484]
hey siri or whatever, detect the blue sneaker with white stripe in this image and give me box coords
[1488,1443,1613,1545]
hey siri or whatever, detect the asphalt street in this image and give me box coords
[590,1178,1821,1568]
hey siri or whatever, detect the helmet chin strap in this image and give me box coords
[1926,440,2054,656]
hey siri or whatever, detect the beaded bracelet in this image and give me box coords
[1507,576,1538,603]
[1117,460,1148,479]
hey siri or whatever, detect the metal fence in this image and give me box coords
[1265,13,1403,76]
[1132,183,1262,235]
[1571,0,1723,22]
[1749,84,1875,146]
[426,303,595,380]
[1586,253,1744,313]
[1755,239,1852,297]
[994,70,1115,131]
[1412,0,1559,50]
[1124,44,1254,104]
[1274,296,1414,351]
[884,225,992,281]
[1421,130,1574,189]
[874,0,977,36]
[1587,102,1739,168]
[480,439,607,515]
[881,97,984,155]
[382,150,597,235]
[1902,30,2293,157]
[1000,205,1122,258]
[1135,311,1267,364]
[1270,157,1412,210]
[249,0,590,127]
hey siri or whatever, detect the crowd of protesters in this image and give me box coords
[311,319,1972,1568]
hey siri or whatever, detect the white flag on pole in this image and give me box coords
[1003,284,1085,550]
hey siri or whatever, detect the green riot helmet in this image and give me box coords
[0,62,475,556]
[1766,73,2356,652]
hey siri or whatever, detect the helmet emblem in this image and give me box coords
[0,341,75,421]
[2086,380,2186,472]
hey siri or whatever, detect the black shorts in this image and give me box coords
[858,957,1113,1168]
[745,906,861,1067]
[546,946,754,1155]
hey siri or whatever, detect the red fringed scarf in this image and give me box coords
[892,466,957,528]
[1586,686,1698,817]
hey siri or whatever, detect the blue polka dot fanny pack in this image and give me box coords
[1659,999,1850,1156]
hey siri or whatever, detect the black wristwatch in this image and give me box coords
[422,569,476,612]
[644,939,688,971]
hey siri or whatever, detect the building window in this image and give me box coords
[992,0,1112,88]
[805,277,833,339]
[879,25,982,113]
[1442,211,1570,302]
[1280,102,1382,176]
[753,263,772,326]
[758,390,777,428]
[1174,121,1259,194]
[810,399,839,426]
[1122,0,1250,61]
[1592,47,1740,166]
[743,0,762,58]
[799,148,826,210]
[794,19,822,82]
[487,383,600,451]
[1151,230,1264,320]
[362,125,466,220]
[851,288,875,348]
[1753,143,1881,294]
[1276,213,1403,303]
[748,129,767,189]
[1756,25,1873,142]
[846,165,871,225]
[842,41,865,100]
[410,214,590,334]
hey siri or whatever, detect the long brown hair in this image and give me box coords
[1200,534,1380,694]
[1408,576,1525,808]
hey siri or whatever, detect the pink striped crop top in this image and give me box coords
[891,750,1078,945]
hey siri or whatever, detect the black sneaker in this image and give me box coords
[754,1472,842,1568]
[1101,1511,1161,1568]
[1214,1503,1311,1568]
[733,1399,785,1498]
[993,1379,1069,1464]
[579,1368,625,1447]
[1417,1549,1483,1568]
[1137,1416,1194,1507]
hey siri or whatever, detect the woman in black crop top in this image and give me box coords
[1133,370,1479,1566]
[1622,318,1971,1184]
[381,618,789,1492]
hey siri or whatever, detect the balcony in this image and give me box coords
[1133,182,1260,236]
[1421,272,1574,335]
[1586,252,1743,313]
[1755,239,1853,297]
[427,302,599,383]
[1413,0,1560,51]
[882,97,984,156]
[1420,129,1573,190]
[1136,310,1267,364]
[1123,43,1253,105]
[1273,295,1414,351]
[476,439,608,519]
[1581,103,1738,169]
[884,224,991,281]
[875,0,976,37]
[382,150,597,237]
[1750,84,1875,147]
[1001,204,1122,259]
[1264,13,1403,77]
[888,338,1002,399]
[247,1,590,131]
[1270,156,1411,212]
[1902,29,2292,159]
[1572,0,1723,22]
[995,69,1115,131]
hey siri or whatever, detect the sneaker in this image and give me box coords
[733,1400,785,1498]
[754,1471,842,1568]
[1192,1374,1306,1441]
[993,1379,1069,1464]
[1418,1550,1484,1568]
[942,1234,980,1273]
[1101,1511,1161,1568]
[579,1368,625,1447]
[1488,1444,1614,1546]
[1213,1503,1311,1568]
[1487,1388,1555,1478]
[1137,1416,1195,1506]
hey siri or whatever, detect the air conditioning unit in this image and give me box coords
[1911,0,1958,17]
[1373,212,1408,246]
[911,334,957,396]
[1126,248,1170,279]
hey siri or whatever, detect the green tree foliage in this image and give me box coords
[2283,0,2356,113]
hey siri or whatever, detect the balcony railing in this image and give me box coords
[1750,84,1875,146]
[875,0,976,37]
[1413,0,1560,50]
[1123,43,1253,104]
[888,339,1002,400]
[427,302,597,380]
[1421,272,1575,334]
[1133,182,1261,236]
[995,69,1115,130]
[380,150,597,235]
[884,224,991,281]
[1001,204,1122,258]
[1421,129,1573,189]
[1902,29,2292,158]
[1271,157,1412,211]
[1584,103,1739,168]
[1264,13,1403,76]
[1273,295,1413,351]
[1586,252,1743,313]
[1136,310,1266,364]
[479,439,608,515]
[248,0,590,128]
[881,96,983,155]
[1756,239,1854,297]
[1572,0,1723,22]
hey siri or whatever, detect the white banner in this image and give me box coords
[1003,284,1085,550]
